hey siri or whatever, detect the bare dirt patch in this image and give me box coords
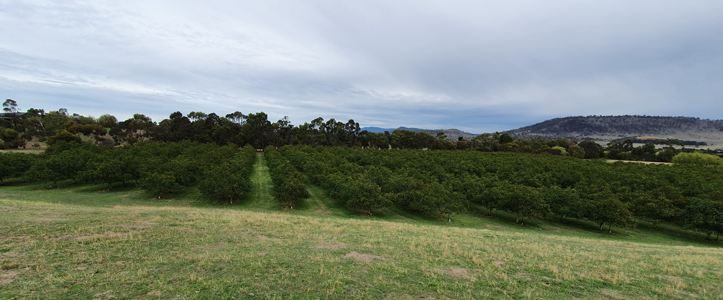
[344,251,382,262]
[310,242,346,250]
[514,272,533,281]
[312,210,331,215]
[1,236,29,243]
[494,261,506,267]
[257,235,282,243]
[0,270,17,285]
[147,290,163,296]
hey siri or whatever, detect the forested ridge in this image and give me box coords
[505,115,723,145]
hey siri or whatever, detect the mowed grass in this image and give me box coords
[0,153,722,299]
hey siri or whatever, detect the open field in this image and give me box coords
[1,154,723,299]
[0,150,44,155]
[604,159,672,165]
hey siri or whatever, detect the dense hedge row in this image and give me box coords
[264,146,309,208]
[281,145,723,238]
[198,145,256,204]
[1,141,256,203]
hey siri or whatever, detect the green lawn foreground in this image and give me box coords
[0,154,722,299]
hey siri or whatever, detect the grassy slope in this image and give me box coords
[0,153,722,299]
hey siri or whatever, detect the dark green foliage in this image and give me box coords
[198,145,255,204]
[194,145,255,203]
[582,189,635,233]
[265,145,309,208]
[47,130,82,146]
[542,186,580,221]
[0,152,36,183]
[0,128,23,149]
[682,198,723,240]
[578,141,603,159]
[140,173,183,198]
[279,145,723,235]
[499,184,549,224]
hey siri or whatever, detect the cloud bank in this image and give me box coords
[2,0,723,132]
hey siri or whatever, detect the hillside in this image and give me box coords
[1,150,721,299]
[505,115,723,148]
[362,126,477,141]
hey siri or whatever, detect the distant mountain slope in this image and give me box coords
[505,116,723,147]
[361,127,477,141]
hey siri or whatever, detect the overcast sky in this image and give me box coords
[2,1,722,132]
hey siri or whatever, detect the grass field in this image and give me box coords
[1,153,722,299]
[0,149,44,155]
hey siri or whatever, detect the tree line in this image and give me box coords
[279,145,723,239]
[1,99,705,164]
[264,146,309,209]
[0,139,255,203]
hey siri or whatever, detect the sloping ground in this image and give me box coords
[1,199,722,299]
[505,116,723,147]
[1,153,722,298]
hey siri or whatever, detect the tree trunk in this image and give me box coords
[608,224,612,234]
[559,215,563,222]
[230,196,233,205]
[108,182,112,190]
[599,222,604,231]
[516,217,519,223]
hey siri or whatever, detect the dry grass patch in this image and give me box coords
[34,217,68,222]
[438,267,473,280]
[344,251,382,262]
[76,231,138,242]
[257,235,283,243]
[1,198,722,299]
[310,242,346,250]
[45,234,78,241]
[0,270,18,285]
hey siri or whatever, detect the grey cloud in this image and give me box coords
[2,0,723,132]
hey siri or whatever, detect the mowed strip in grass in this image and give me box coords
[237,153,281,211]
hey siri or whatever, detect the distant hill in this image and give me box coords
[361,127,477,141]
[505,116,723,148]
